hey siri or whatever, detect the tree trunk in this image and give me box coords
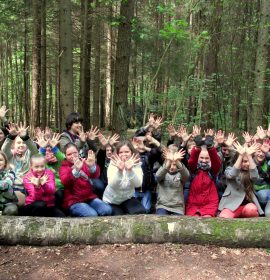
[252,0,270,129]
[112,0,135,137]
[59,0,74,130]
[1,216,270,248]
[31,0,41,130]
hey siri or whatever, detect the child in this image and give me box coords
[1,122,38,206]
[21,154,65,217]
[156,148,189,215]
[0,151,18,215]
[186,127,221,217]
[103,140,146,215]
[60,143,112,217]
[219,142,263,218]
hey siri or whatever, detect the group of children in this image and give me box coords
[0,105,270,219]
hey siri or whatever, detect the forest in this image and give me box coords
[0,0,269,137]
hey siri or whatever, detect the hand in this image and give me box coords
[192,125,201,137]
[132,137,147,152]
[49,133,61,148]
[242,132,252,144]
[246,142,261,156]
[85,150,96,166]
[152,116,163,130]
[233,141,245,155]
[98,133,109,147]
[0,105,9,119]
[147,113,155,126]
[39,174,49,185]
[109,133,120,146]
[34,127,43,139]
[257,126,267,140]
[214,130,225,145]
[204,129,214,137]
[261,139,270,154]
[78,127,86,142]
[17,122,29,138]
[177,125,191,142]
[173,148,186,162]
[73,157,84,171]
[225,133,237,147]
[36,134,49,148]
[167,124,177,137]
[87,125,99,141]
[125,154,140,171]
[162,148,174,163]
[145,134,160,146]
[110,154,125,171]
[28,176,40,187]
[7,123,18,136]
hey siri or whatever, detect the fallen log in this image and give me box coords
[0,215,270,248]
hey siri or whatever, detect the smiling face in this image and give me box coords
[31,157,46,176]
[118,145,132,162]
[198,150,210,164]
[241,155,250,171]
[255,148,266,164]
[65,146,79,164]
[69,121,82,135]
[14,136,27,155]
[106,146,113,159]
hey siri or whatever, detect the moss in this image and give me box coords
[132,221,153,242]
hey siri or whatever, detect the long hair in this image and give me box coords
[115,140,138,155]
[240,171,254,202]
[0,150,9,170]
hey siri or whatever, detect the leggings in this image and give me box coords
[219,203,259,218]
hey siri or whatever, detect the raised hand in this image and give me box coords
[39,174,49,185]
[246,142,261,155]
[173,148,186,162]
[178,125,191,142]
[87,125,99,141]
[192,125,201,137]
[73,157,84,171]
[85,150,96,166]
[98,132,109,147]
[125,154,140,171]
[242,131,252,144]
[109,133,120,146]
[7,123,18,136]
[257,126,267,140]
[225,133,237,147]
[153,116,163,129]
[233,141,245,155]
[36,133,49,148]
[0,105,9,119]
[214,130,225,145]
[204,129,214,136]
[132,137,147,152]
[78,127,86,142]
[49,133,61,148]
[17,122,29,138]
[110,154,125,171]
[147,113,155,126]
[261,139,270,154]
[162,148,174,163]
[167,124,177,137]
[44,127,52,140]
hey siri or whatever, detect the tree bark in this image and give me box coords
[1,216,270,248]
[112,0,135,137]
[59,0,74,130]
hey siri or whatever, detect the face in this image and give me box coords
[0,129,5,141]
[70,122,82,135]
[221,147,230,158]
[31,158,46,176]
[66,146,79,163]
[106,146,113,159]
[255,148,265,163]
[0,154,6,170]
[14,137,27,155]
[241,155,249,171]
[118,145,132,162]
[198,150,210,164]
[169,162,177,173]
[187,144,195,155]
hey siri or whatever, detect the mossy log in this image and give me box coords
[0,215,270,247]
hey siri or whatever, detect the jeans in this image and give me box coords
[69,198,112,217]
[256,189,270,205]
[134,190,152,213]
[156,208,182,216]
[110,198,146,216]
[91,178,105,198]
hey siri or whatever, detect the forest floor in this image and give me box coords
[0,243,270,280]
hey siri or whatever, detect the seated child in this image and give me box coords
[0,151,18,215]
[21,154,65,217]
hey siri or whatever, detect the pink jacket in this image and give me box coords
[23,169,56,207]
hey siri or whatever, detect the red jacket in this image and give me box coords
[60,160,99,209]
[186,147,221,217]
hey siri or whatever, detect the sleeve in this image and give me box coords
[25,138,39,156]
[208,147,222,176]
[179,163,190,184]
[249,168,259,181]
[225,166,240,179]
[59,163,75,188]
[0,171,15,191]
[126,165,143,188]
[23,173,37,203]
[107,164,124,187]
[188,147,201,173]
[156,164,168,182]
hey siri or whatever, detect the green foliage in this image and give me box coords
[159,19,189,41]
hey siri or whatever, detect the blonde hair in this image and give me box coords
[0,150,9,170]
